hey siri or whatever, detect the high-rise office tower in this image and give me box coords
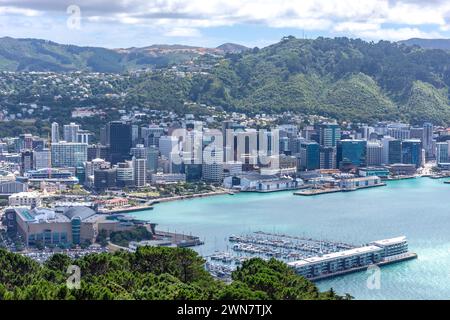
[202,146,224,183]
[401,139,422,168]
[299,141,320,171]
[319,146,336,169]
[436,142,450,165]
[133,156,147,187]
[51,141,88,168]
[63,123,80,142]
[337,139,367,167]
[147,146,159,173]
[318,123,341,148]
[108,121,132,164]
[51,122,60,143]
[423,122,434,159]
[20,150,33,175]
[388,139,402,164]
[366,141,383,166]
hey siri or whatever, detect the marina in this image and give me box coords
[129,177,450,299]
[203,232,415,281]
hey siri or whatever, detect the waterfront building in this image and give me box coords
[381,136,394,165]
[51,141,88,168]
[401,139,422,168]
[423,122,434,159]
[223,161,243,177]
[358,167,390,178]
[51,122,60,143]
[133,156,147,187]
[319,146,336,169]
[202,147,224,183]
[9,191,41,207]
[288,237,409,280]
[108,121,132,164]
[63,122,80,142]
[151,173,186,184]
[339,176,383,189]
[337,139,367,168]
[299,141,320,171]
[366,141,383,166]
[436,142,449,165]
[4,206,146,247]
[387,164,417,176]
[319,123,341,147]
[388,139,402,164]
[223,173,300,192]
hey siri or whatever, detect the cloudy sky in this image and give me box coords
[0,0,450,48]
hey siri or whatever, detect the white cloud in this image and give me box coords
[1,0,450,44]
[164,27,201,38]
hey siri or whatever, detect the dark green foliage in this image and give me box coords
[109,226,153,247]
[0,247,346,300]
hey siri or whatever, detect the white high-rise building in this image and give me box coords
[436,142,450,165]
[51,141,87,168]
[133,157,147,187]
[51,122,60,143]
[63,123,80,142]
[381,136,395,165]
[366,141,383,166]
[202,147,224,183]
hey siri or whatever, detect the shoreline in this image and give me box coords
[149,189,232,205]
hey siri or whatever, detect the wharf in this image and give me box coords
[294,183,386,196]
[97,205,153,214]
[311,252,417,281]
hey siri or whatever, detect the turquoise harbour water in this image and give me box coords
[131,178,450,299]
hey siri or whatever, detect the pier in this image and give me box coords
[204,233,415,282]
[294,182,386,196]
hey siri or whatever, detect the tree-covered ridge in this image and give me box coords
[182,36,450,125]
[0,247,347,300]
[3,36,450,126]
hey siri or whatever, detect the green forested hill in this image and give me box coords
[178,36,450,124]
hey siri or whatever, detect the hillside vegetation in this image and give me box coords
[0,247,346,300]
[3,36,450,125]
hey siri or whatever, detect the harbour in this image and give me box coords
[128,178,450,299]
[203,232,416,281]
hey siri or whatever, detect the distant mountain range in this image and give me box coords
[3,36,450,125]
[398,38,450,50]
[0,37,249,72]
